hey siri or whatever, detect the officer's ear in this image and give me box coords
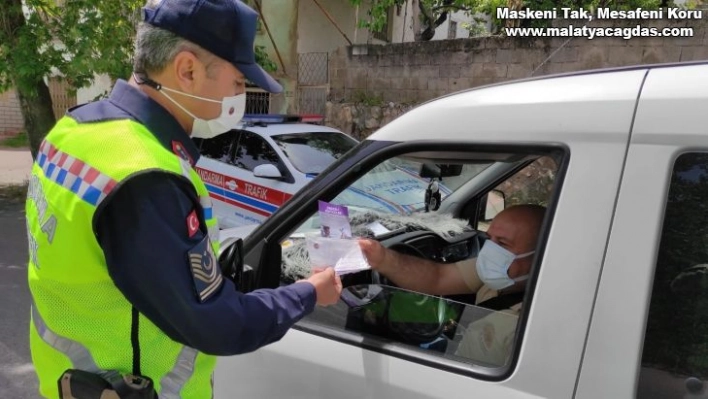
[172,51,202,93]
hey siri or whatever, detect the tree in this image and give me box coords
[0,0,142,159]
[350,0,667,40]
[0,0,278,160]
[349,0,478,41]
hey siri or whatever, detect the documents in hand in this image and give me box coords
[305,236,371,275]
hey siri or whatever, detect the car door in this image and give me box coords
[214,69,645,398]
[576,63,708,398]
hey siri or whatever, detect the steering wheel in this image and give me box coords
[372,242,430,287]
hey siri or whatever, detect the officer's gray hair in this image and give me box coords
[132,0,218,77]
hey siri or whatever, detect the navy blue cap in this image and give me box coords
[142,0,282,93]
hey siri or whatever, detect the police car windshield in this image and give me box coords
[272,132,358,174]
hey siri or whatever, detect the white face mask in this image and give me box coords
[475,239,535,291]
[159,86,246,139]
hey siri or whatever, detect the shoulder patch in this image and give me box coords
[187,210,200,238]
[188,235,223,303]
[172,140,194,165]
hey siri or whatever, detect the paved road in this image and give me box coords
[0,199,40,398]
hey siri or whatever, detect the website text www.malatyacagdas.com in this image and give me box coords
[505,25,694,40]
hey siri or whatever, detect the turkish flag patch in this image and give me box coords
[187,210,200,238]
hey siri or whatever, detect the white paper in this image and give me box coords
[366,221,391,236]
[306,235,371,275]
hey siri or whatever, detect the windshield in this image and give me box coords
[272,132,359,175]
[331,157,492,215]
[293,157,493,236]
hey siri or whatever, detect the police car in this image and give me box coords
[193,114,451,229]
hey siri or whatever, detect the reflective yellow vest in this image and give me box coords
[27,115,220,399]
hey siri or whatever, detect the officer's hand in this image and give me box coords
[305,267,342,306]
[359,239,387,271]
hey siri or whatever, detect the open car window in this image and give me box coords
[275,146,564,376]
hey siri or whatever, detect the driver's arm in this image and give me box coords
[359,239,481,296]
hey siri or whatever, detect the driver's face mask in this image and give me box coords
[157,85,246,139]
[475,239,535,291]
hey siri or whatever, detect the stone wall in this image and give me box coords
[327,18,708,136]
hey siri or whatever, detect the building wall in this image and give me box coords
[297,0,371,54]
[327,18,708,136]
[329,19,708,106]
[430,10,474,41]
[254,0,300,113]
[76,74,113,104]
[0,90,24,136]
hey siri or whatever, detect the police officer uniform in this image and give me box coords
[26,2,315,398]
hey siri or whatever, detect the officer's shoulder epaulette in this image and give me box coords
[67,101,136,124]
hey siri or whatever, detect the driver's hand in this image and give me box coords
[359,239,386,270]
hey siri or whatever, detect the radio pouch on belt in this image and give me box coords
[58,369,156,399]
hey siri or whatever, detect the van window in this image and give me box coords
[477,156,557,232]
[638,153,708,398]
[278,148,563,373]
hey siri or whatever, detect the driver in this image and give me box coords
[359,204,545,364]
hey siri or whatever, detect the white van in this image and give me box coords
[215,61,708,398]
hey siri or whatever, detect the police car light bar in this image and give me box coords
[242,114,300,124]
[242,114,325,125]
[299,114,325,124]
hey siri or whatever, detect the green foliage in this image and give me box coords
[350,90,384,106]
[255,45,277,73]
[351,0,668,38]
[0,0,143,96]
[0,1,279,96]
[0,131,29,148]
[461,18,491,37]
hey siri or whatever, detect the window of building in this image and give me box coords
[638,153,708,398]
[448,20,458,39]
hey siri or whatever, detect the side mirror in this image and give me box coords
[483,189,506,221]
[219,237,254,293]
[253,164,283,180]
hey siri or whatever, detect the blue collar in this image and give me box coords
[69,79,200,166]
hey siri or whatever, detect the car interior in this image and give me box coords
[267,147,565,369]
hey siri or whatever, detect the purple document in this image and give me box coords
[318,201,352,239]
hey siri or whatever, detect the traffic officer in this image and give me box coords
[26,1,342,398]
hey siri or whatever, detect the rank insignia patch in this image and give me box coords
[188,236,223,303]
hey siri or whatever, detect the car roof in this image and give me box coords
[242,123,349,138]
[367,61,708,144]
